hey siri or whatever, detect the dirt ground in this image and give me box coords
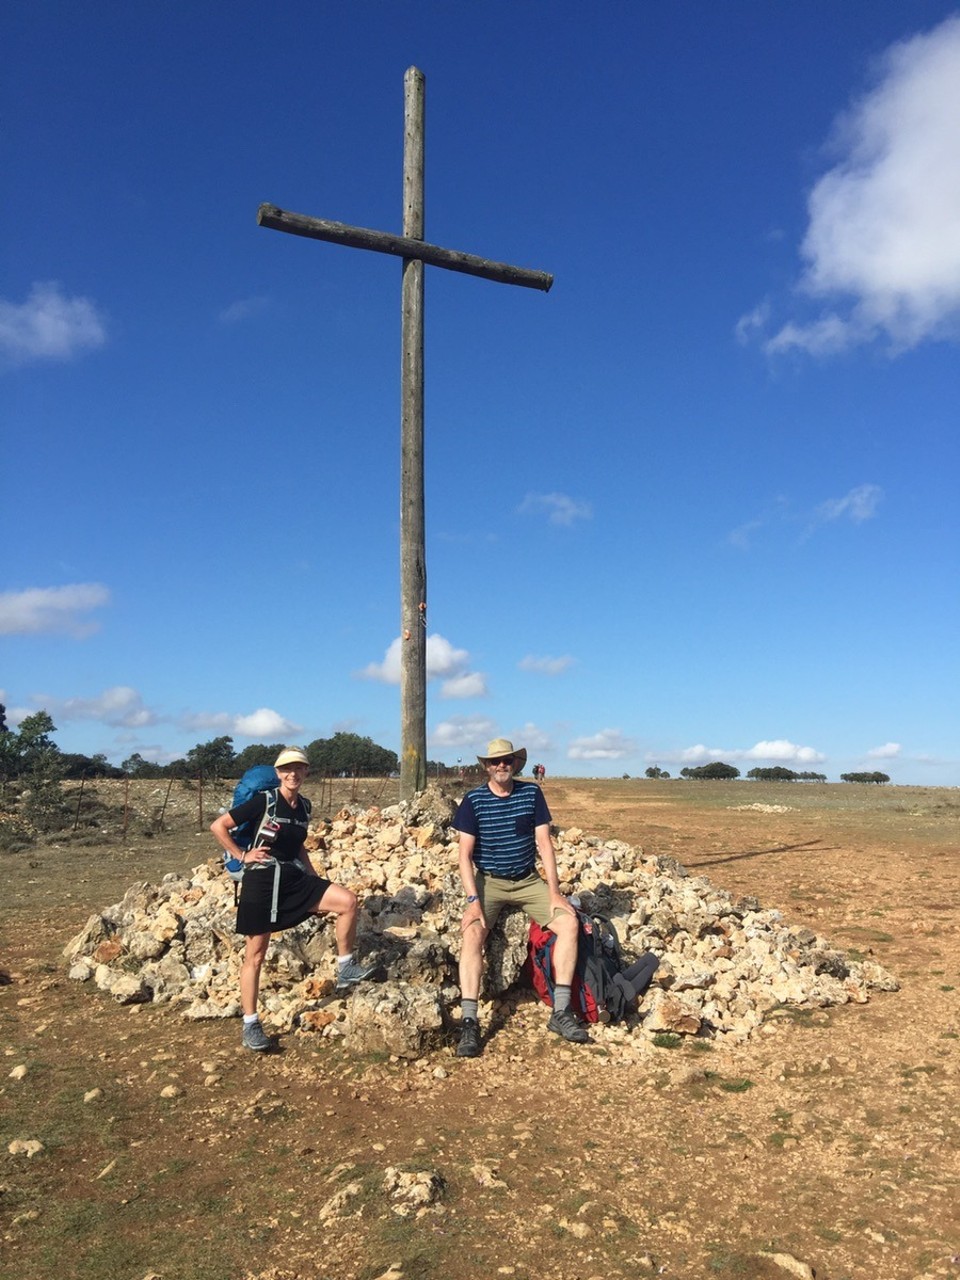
[1,777,958,1280]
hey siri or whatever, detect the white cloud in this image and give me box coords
[440,672,488,699]
[234,708,303,738]
[802,483,883,541]
[518,492,592,527]
[867,741,902,760]
[0,584,110,637]
[425,636,473,679]
[727,518,766,551]
[432,719,553,755]
[765,315,866,357]
[568,728,637,761]
[672,744,724,764]
[743,14,960,355]
[179,707,302,739]
[663,740,826,765]
[429,715,498,751]
[727,495,792,550]
[734,301,771,345]
[39,685,157,729]
[361,633,485,697]
[180,711,234,733]
[812,483,883,526]
[518,654,575,676]
[730,486,880,548]
[0,281,107,366]
[362,638,405,684]
[122,743,182,766]
[218,296,269,325]
[514,722,554,753]
[743,740,826,764]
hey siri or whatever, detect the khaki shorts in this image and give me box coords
[475,871,560,929]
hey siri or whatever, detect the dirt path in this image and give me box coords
[1,779,958,1280]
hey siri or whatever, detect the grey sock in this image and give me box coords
[461,998,479,1022]
[554,984,572,1013]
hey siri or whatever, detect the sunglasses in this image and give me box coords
[487,755,515,766]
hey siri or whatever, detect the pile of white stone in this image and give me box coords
[63,790,898,1057]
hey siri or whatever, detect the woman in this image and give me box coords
[210,746,373,1050]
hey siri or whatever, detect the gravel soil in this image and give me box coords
[1,777,958,1280]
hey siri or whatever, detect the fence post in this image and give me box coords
[158,777,174,832]
[73,775,86,832]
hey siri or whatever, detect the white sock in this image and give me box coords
[243,1013,259,1025]
[337,953,354,969]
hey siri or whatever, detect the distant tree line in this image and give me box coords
[0,707,894,790]
[0,711,433,784]
[680,761,741,780]
[745,767,827,782]
[148,732,404,780]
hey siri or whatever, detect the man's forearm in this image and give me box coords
[458,836,479,896]
[537,828,562,894]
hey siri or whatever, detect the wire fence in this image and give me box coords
[54,764,489,838]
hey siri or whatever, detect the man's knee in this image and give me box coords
[548,908,577,937]
[461,919,487,950]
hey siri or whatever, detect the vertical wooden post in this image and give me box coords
[158,776,174,832]
[256,67,551,801]
[73,775,86,832]
[400,66,427,800]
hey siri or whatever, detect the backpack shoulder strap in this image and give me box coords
[251,788,278,846]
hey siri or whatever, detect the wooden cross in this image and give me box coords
[258,67,553,800]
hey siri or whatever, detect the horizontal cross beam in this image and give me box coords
[257,203,553,293]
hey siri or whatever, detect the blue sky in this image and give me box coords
[3,1,958,785]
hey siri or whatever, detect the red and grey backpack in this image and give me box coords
[525,909,627,1024]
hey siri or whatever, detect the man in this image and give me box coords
[453,737,589,1057]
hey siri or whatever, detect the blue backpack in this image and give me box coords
[222,765,280,882]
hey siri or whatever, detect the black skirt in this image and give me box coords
[236,859,331,936]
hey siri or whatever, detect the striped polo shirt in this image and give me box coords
[453,780,552,879]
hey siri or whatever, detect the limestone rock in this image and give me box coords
[318,1181,362,1221]
[62,794,898,1053]
[643,989,703,1035]
[758,1251,816,1280]
[382,1166,444,1211]
[344,982,444,1058]
[8,1139,44,1157]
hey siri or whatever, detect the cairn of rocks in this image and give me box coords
[63,789,898,1057]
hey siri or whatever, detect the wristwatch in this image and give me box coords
[466,894,479,903]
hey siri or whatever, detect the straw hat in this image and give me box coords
[274,747,309,768]
[476,738,527,775]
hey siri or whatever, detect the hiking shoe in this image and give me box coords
[456,1017,482,1058]
[334,959,376,991]
[547,1008,591,1043]
[242,1018,272,1052]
